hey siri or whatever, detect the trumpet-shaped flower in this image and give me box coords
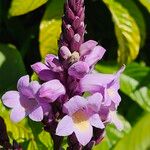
[31,54,63,81]
[2,75,44,122]
[79,65,125,109]
[2,76,66,123]
[56,93,104,146]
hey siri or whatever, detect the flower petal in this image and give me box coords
[111,92,121,108]
[68,61,89,79]
[31,62,49,74]
[20,87,35,99]
[10,106,26,123]
[79,40,98,57]
[87,93,103,112]
[31,62,58,81]
[17,75,29,92]
[45,54,63,72]
[108,65,125,89]
[56,115,74,136]
[108,111,123,131]
[114,65,125,81]
[29,81,41,96]
[103,88,112,107]
[2,91,20,108]
[83,46,106,67]
[63,96,86,116]
[79,73,113,93]
[60,46,71,60]
[39,80,66,102]
[39,70,59,81]
[74,124,93,146]
[29,106,43,122]
[99,105,109,121]
[89,114,104,129]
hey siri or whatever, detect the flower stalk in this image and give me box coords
[1,0,125,149]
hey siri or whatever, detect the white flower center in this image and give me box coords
[107,88,115,98]
[72,110,90,132]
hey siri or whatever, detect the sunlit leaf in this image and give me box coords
[121,63,150,112]
[114,113,150,150]
[0,101,32,143]
[94,115,131,150]
[120,74,150,112]
[103,0,141,64]
[0,44,26,96]
[116,0,146,46]
[39,0,65,58]
[9,0,48,16]
[94,137,110,150]
[0,101,53,149]
[139,0,150,13]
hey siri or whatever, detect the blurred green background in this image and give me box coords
[0,0,150,149]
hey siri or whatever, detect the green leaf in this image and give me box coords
[114,113,150,150]
[120,74,150,112]
[39,0,65,58]
[0,44,26,96]
[9,0,48,16]
[103,0,141,64]
[121,63,150,112]
[94,137,110,150]
[95,61,119,73]
[0,101,53,149]
[139,0,150,13]
[116,0,146,47]
[94,115,131,150]
[0,101,32,143]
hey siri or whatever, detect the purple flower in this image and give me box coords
[98,106,123,131]
[39,79,66,103]
[31,54,63,81]
[2,75,44,122]
[79,65,125,109]
[61,40,106,79]
[56,93,104,146]
[79,40,106,68]
[1,0,125,149]
[2,76,66,123]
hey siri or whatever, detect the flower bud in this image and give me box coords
[60,46,72,60]
[70,34,81,52]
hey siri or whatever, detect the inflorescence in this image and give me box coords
[1,0,125,149]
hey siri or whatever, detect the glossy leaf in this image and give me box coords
[114,113,150,150]
[116,0,145,46]
[103,0,141,64]
[120,74,150,112]
[39,0,65,58]
[121,63,150,112]
[94,137,110,150]
[94,115,131,150]
[9,0,48,16]
[0,44,26,96]
[0,101,53,149]
[139,0,150,13]
[0,101,31,143]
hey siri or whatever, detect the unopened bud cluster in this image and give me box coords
[59,0,85,53]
